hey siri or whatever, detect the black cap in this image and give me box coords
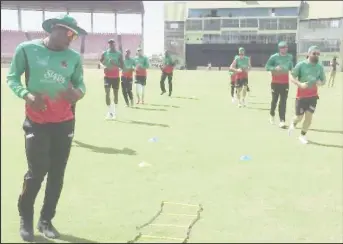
[108,39,115,44]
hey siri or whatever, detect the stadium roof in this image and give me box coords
[186,1,301,9]
[1,1,144,14]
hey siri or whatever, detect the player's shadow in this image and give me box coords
[245,106,269,111]
[34,234,98,243]
[132,107,167,112]
[173,96,199,100]
[146,103,180,108]
[118,120,170,128]
[308,140,343,149]
[73,140,137,155]
[308,128,343,135]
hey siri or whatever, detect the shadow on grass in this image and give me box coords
[131,107,167,112]
[34,234,98,243]
[248,101,269,105]
[117,120,170,128]
[73,140,137,155]
[308,128,343,135]
[146,103,180,108]
[173,96,199,100]
[245,106,269,111]
[308,140,343,149]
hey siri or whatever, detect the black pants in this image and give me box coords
[18,118,74,221]
[121,77,133,105]
[160,72,173,94]
[270,83,289,121]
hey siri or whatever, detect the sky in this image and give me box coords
[0,1,165,56]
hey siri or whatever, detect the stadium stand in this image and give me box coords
[164,1,343,71]
[1,1,144,65]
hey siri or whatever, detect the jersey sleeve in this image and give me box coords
[6,44,30,99]
[143,57,150,69]
[318,65,326,84]
[265,55,275,71]
[70,55,86,94]
[291,62,302,79]
[289,54,294,70]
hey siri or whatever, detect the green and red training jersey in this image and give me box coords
[162,55,174,74]
[122,57,136,78]
[102,49,122,78]
[265,53,293,84]
[135,55,149,77]
[291,60,326,98]
[234,56,250,79]
[7,39,86,124]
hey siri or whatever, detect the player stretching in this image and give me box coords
[265,41,294,128]
[288,46,326,144]
[135,47,150,104]
[229,71,237,103]
[100,39,122,120]
[229,47,251,107]
[327,56,339,87]
[121,49,135,107]
[160,50,174,96]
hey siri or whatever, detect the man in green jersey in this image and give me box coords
[288,46,326,144]
[135,47,150,104]
[265,42,294,128]
[121,49,136,107]
[100,39,122,120]
[7,15,87,242]
[327,56,339,87]
[229,47,251,107]
[160,50,175,96]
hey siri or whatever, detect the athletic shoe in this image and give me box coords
[130,100,134,107]
[241,99,246,107]
[298,135,308,144]
[20,217,34,242]
[160,91,166,95]
[37,219,60,239]
[269,116,275,125]
[105,112,114,120]
[288,123,295,136]
[231,97,235,103]
[141,100,145,104]
[136,100,140,105]
[279,121,286,128]
[238,102,242,108]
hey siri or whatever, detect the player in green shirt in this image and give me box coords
[229,47,251,107]
[135,47,150,104]
[288,46,326,144]
[121,49,136,107]
[6,15,87,242]
[160,50,175,96]
[265,41,294,128]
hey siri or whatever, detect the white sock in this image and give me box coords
[136,84,142,100]
[108,105,112,113]
[113,103,117,114]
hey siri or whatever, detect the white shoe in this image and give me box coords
[298,135,308,144]
[279,121,286,128]
[105,112,113,120]
[270,116,275,125]
[238,102,242,108]
[288,123,295,136]
[241,99,246,107]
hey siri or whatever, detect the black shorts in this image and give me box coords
[236,78,248,88]
[135,76,147,86]
[104,77,120,89]
[295,96,318,116]
[271,83,289,95]
[121,76,133,83]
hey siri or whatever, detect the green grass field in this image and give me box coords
[1,68,342,243]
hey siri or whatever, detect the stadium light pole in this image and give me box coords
[141,12,144,52]
[91,11,94,33]
[114,11,118,34]
[17,7,22,31]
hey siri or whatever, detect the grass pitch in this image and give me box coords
[1,68,342,243]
